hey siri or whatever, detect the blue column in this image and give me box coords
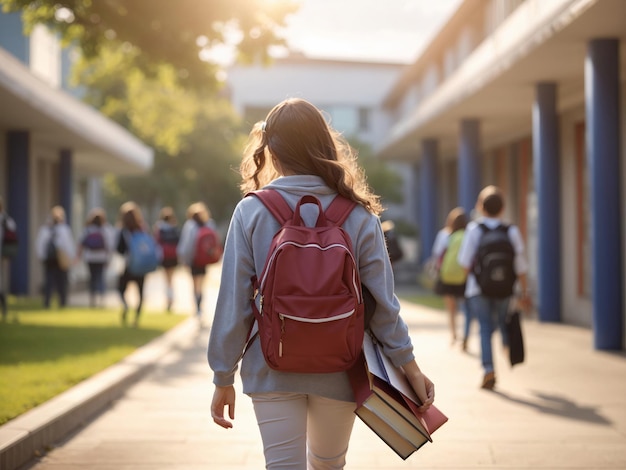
[586,39,623,350]
[59,148,73,226]
[532,83,562,323]
[419,139,438,264]
[458,119,481,214]
[6,131,30,295]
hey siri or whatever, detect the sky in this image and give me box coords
[277,0,463,63]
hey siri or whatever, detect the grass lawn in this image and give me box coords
[396,290,445,310]
[0,299,186,425]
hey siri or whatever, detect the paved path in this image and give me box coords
[20,268,626,469]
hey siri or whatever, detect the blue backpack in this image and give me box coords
[126,230,160,276]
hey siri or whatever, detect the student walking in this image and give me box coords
[431,207,470,347]
[35,206,76,308]
[177,202,219,321]
[0,196,17,319]
[154,206,180,312]
[77,208,114,308]
[458,185,531,390]
[116,201,158,327]
[208,98,434,469]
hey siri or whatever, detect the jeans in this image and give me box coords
[461,299,473,340]
[466,295,511,374]
[251,393,355,469]
[43,261,68,308]
[88,262,106,295]
[118,270,145,314]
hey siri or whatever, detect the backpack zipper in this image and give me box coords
[260,242,362,303]
[279,314,285,357]
[277,310,355,358]
[279,309,355,323]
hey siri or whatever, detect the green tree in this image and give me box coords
[73,43,245,223]
[349,139,404,206]
[1,0,298,88]
[1,0,301,223]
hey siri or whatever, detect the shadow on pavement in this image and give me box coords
[491,389,612,426]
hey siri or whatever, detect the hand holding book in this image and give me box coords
[348,333,447,460]
[401,360,435,413]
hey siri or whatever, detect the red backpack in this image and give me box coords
[156,225,180,262]
[192,225,223,266]
[247,189,365,373]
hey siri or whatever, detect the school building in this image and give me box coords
[378,0,625,349]
[0,12,153,296]
[226,54,416,228]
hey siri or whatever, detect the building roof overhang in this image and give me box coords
[0,47,153,175]
[378,0,626,162]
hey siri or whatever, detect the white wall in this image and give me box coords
[560,106,592,327]
[227,60,402,148]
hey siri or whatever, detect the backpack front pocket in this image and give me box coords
[266,294,362,372]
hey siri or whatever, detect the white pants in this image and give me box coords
[251,392,356,470]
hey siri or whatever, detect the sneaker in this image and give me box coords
[461,338,468,352]
[481,371,496,390]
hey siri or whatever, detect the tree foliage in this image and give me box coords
[74,43,245,223]
[349,139,404,206]
[0,0,299,222]
[0,0,298,88]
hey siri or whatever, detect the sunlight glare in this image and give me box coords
[54,7,75,23]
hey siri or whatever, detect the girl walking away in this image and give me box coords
[116,201,157,327]
[77,208,113,308]
[177,202,219,322]
[154,206,180,312]
[431,207,470,348]
[208,98,435,469]
[35,206,76,309]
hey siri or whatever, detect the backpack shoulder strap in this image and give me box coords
[247,189,293,225]
[325,195,357,226]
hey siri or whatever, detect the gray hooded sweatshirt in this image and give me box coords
[208,175,414,402]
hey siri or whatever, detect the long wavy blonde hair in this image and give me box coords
[239,98,382,215]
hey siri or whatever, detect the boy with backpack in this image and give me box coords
[35,206,76,309]
[457,185,531,390]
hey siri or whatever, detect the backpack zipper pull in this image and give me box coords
[279,314,285,357]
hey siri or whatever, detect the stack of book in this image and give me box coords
[348,334,448,460]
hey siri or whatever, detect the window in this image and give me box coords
[328,106,358,135]
[358,107,370,132]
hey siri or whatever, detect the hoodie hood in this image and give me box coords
[264,175,335,197]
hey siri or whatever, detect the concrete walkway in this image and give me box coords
[7,267,626,469]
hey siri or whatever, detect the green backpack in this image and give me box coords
[439,230,467,285]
